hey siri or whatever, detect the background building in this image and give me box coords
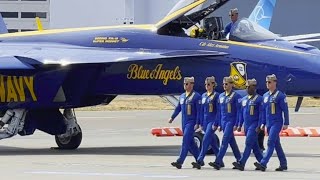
[0,0,49,32]
[0,0,319,37]
[50,0,320,36]
[49,0,179,28]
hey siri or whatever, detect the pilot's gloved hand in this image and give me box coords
[282,125,288,130]
[212,125,218,131]
[233,126,237,131]
[199,28,204,32]
[190,27,199,38]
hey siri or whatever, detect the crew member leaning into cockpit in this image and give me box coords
[190,26,206,39]
[224,8,239,36]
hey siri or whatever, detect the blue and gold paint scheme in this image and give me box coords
[0,0,320,137]
[0,75,37,103]
[230,62,247,90]
[126,64,182,85]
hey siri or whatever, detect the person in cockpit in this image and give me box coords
[224,8,239,36]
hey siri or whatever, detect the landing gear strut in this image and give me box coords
[54,109,82,149]
[0,109,27,140]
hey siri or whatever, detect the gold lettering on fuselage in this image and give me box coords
[93,37,129,44]
[0,75,37,103]
[127,64,182,85]
[199,42,229,49]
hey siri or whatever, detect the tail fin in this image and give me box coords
[248,0,276,30]
[0,13,8,34]
[35,17,44,31]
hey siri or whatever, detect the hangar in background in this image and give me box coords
[0,0,49,32]
[0,0,320,37]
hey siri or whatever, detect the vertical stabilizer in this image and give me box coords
[248,0,276,30]
[0,13,8,34]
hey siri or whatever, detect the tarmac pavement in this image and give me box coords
[0,108,319,179]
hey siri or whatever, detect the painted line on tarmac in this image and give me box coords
[77,116,123,119]
[25,171,189,178]
[291,113,317,115]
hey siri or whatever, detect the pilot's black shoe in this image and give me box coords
[232,162,244,171]
[221,162,225,168]
[254,162,266,172]
[211,162,221,170]
[275,166,287,171]
[199,161,205,166]
[191,162,201,169]
[171,162,182,169]
[232,160,240,169]
[208,162,214,167]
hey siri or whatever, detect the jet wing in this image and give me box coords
[282,33,320,43]
[0,56,36,69]
[0,43,227,68]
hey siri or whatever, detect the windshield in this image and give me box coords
[229,18,281,42]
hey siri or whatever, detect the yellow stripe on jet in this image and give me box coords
[155,0,206,29]
[0,24,153,38]
[35,17,44,31]
[215,40,314,55]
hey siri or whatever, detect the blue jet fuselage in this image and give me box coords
[0,24,320,110]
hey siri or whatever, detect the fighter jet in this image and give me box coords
[0,0,319,150]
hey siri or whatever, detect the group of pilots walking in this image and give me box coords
[168,74,289,171]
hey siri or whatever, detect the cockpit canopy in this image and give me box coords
[229,18,282,42]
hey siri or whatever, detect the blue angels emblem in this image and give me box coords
[230,62,248,89]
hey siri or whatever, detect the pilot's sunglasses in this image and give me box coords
[205,83,211,86]
[223,83,229,86]
[184,83,189,85]
[267,81,272,84]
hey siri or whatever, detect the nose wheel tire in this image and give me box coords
[55,127,82,150]
[193,131,220,155]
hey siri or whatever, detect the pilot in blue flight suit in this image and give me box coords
[224,8,239,36]
[191,76,221,169]
[211,76,242,170]
[169,77,202,169]
[254,74,289,172]
[232,79,264,171]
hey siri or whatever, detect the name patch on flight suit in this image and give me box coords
[208,92,216,113]
[271,101,275,114]
[226,92,235,113]
[270,91,279,115]
[186,92,195,115]
[209,103,213,112]
[249,95,258,115]
[187,103,191,115]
